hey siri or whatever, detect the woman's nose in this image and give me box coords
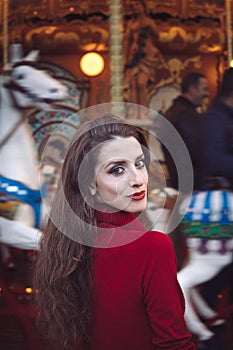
[128,168,144,187]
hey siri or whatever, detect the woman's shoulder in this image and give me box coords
[137,230,174,253]
[144,230,171,241]
[133,231,176,270]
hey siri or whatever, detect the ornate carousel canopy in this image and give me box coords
[0,0,232,60]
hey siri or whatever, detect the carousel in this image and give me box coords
[0,1,232,349]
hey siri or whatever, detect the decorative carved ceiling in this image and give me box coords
[0,0,232,59]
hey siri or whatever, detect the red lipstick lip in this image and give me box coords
[130,191,146,201]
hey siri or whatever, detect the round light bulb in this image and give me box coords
[80,52,105,77]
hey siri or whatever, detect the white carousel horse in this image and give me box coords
[178,189,233,342]
[0,45,67,251]
[147,186,233,343]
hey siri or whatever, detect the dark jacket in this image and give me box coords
[162,96,202,191]
[198,98,233,189]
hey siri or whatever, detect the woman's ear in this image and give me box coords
[89,183,97,196]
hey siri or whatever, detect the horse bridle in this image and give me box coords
[3,61,41,108]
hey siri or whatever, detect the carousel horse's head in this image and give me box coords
[3,44,68,109]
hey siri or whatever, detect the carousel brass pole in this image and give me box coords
[2,0,9,67]
[226,0,232,66]
[109,0,124,112]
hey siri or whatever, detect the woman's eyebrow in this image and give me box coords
[104,160,126,169]
[136,153,144,160]
[104,154,144,169]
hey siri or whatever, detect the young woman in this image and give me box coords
[34,114,195,350]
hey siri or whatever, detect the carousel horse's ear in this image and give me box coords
[9,43,24,63]
[24,50,39,62]
[2,43,23,71]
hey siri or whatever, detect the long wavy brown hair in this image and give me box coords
[34,114,150,350]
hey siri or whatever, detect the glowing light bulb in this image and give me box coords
[80,52,105,77]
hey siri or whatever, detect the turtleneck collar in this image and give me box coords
[93,206,147,248]
[96,206,143,228]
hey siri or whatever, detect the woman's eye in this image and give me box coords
[109,167,124,175]
[135,159,145,168]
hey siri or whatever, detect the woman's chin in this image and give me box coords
[121,200,147,214]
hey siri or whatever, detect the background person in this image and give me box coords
[157,72,209,270]
[162,72,209,192]
[196,67,233,347]
[198,67,233,189]
[34,115,195,350]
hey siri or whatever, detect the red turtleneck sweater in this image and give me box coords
[90,210,195,349]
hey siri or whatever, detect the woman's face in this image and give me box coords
[91,136,148,213]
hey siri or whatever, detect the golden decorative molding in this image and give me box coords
[155,56,201,89]
[188,0,225,20]
[124,0,179,17]
[23,24,109,54]
[159,26,225,53]
[6,16,227,57]
[0,0,231,59]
